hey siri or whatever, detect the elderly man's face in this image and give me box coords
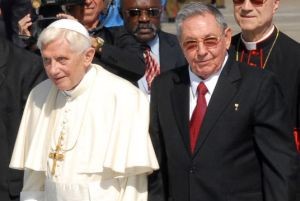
[179,13,231,79]
[41,38,92,91]
[233,0,279,34]
[68,0,105,29]
[122,0,162,43]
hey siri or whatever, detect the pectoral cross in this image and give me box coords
[49,136,64,175]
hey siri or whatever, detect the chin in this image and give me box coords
[56,86,68,91]
[136,33,156,43]
[239,21,257,30]
[241,27,257,33]
[55,83,72,91]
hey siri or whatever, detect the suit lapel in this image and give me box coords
[0,39,9,87]
[159,32,177,72]
[193,58,242,156]
[170,67,191,153]
[0,69,5,87]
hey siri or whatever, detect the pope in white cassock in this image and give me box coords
[9,19,159,201]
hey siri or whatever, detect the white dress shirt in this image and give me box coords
[138,35,160,98]
[189,53,228,119]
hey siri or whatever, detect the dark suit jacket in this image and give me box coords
[0,37,46,201]
[230,31,300,201]
[91,26,145,82]
[95,28,187,83]
[149,55,298,201]
[157,30,187,74]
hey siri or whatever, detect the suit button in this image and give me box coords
[189,167,195,174]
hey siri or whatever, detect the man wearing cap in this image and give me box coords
[9,19,159,201]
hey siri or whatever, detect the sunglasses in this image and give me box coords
[125,8,161,18]
[182,35,223,51]
[233,0,265,6]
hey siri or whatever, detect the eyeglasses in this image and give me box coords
[232,0,265,6]
[182,34,223,51]
[125,8,161,18]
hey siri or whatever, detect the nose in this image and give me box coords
[138,10,150,22]
[85,0,92,5]
[241,0,253,9]
[46,60,60,77]
[196,42,209,56]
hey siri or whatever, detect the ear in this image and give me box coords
[273,0,280,13]
[224,28,232,50]
[83,47,95,69]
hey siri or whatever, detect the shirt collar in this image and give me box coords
[189,53,228,98]
[62,65,95,99]
[147,35,160,61]
[241,25,275,50]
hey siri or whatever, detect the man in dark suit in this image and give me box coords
[229,1,300,197]
[148,3,298,201]
[120,0,187,95]
[0,37,46,201]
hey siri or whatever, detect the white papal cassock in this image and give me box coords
[9,64,159,201]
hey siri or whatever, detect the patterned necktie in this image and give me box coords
[144,48,160,90]
[189,82,208,153]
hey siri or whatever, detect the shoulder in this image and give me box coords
[231,33,241,44]
[9,39,41,63]
[153,65,189,87]
[224,56,277,86]
[161,64,189,78]
[106,26,133,39]
[106,26,140,46]
[0,38,44,83]
[158,30,177,39]
[221,58,284,107]
[93,64,147,98]
[0,37,41,66]
[276,31,300,52]
[158,31,180,45]
[93,64,149,110]
[29,79,52,101]
[106,25,126,34]
[229,33,242,54]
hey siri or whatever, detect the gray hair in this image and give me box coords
[37,27,91,53]
[175,2,228,40]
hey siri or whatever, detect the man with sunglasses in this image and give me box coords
[148,2,298,201]
[230,0,300,199]
[120,0,187,95]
